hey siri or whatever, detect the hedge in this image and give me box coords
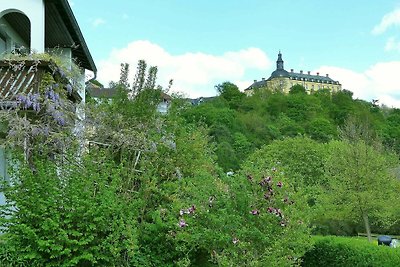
[301,236,400,267]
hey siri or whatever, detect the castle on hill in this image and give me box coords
[245,52,342,95]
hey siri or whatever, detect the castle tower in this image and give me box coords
[276,51,284,70]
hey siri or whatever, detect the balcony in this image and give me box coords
[0,59,81,109]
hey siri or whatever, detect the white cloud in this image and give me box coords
[92,18,106,27]
[372,8,400,35]
[385,36,400,52]
[317,61,400,108]
[96,40,400,108]
[97,40,272,97]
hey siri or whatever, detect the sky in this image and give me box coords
[69,0,400,107]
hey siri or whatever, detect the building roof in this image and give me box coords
[46,0,96,72]
[86,85,173,101]
[2,0,96,72]
[269,69,290,79]
[86,86,118,98]
[187,96,216,105]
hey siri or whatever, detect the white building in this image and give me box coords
[0,0,96,206]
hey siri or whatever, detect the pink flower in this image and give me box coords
[178,219,188,228]
[259,176,272,187]
[277,181,283,188]
[188,205,196,214]
[251,209,260,215]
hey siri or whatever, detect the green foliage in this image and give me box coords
[320,137,400,239]
[253,136,326,187]
[306,117,337,142]
[381,108,400,154]
[182,81,400,175]
[216,82,245,110]
[0,153,138,266]
[3,61,400,266]
[289,84,307,95]
[222,151,312,266]
[215,141,239,171]
[302,236,400,267]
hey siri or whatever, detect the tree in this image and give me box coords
[253,136,326,188]
[289,84,307,95]
[321,119,400,242]
[215,82,245,110]
[306,117,338,142]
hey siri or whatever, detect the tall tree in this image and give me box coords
[216,82,245,110]
[131,59,147,97]
[119,63,130,89]
[322,119,400,242]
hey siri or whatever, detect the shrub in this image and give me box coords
[302,236,400,267]
[0,153,138,266]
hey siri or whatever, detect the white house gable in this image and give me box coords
[0,0,45,53]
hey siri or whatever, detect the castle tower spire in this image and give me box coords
[276,51,284,70]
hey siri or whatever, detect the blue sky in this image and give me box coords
[69,0,400,107]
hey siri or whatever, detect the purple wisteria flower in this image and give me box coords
[17,93,41,112]
[31,127,41,136]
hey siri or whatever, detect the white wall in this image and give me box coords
[0,17,29,54]
[0,0,45,53]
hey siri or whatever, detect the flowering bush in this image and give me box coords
[0,53,83,162]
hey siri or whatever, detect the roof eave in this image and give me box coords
[47,0,97,73]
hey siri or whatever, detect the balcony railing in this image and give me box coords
[0,60,81,109]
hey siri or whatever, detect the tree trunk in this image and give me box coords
[362,212,372,242]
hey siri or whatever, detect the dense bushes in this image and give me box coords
[0,154,138,266]
[182,84,400,172]
[302,236,400,267]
